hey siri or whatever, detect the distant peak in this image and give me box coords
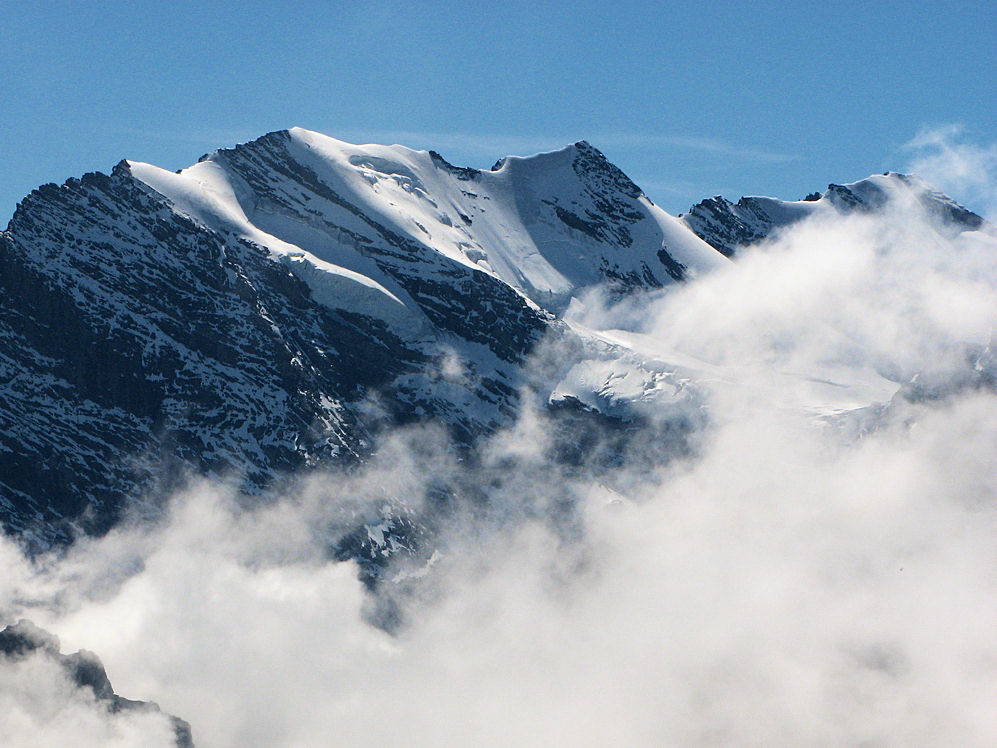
[572,139,600,156]
[196,128,294,164]
[570,141,644,199]
[112,159,133,177]
[429,150,480,181]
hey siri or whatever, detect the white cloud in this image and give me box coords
[905,124,997,218]
[0,649,177,748]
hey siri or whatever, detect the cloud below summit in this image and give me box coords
[2,165,996,747]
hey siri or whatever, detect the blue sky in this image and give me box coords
[2,1,995,221]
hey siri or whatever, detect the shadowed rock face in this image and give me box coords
[680,194,783,257]
[0,168,406,544]
[0,620,194,747]
[0,143,534,547]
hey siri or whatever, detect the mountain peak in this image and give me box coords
[489,141,579,172]
[0,621,193,746]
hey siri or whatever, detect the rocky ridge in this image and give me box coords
[0,619,193,746]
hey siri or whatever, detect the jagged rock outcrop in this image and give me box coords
[0,620,193,746]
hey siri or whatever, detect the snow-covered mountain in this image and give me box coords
[0,129,725,547]
[0,128,987,553]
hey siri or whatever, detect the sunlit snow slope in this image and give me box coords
[131,128,726,322]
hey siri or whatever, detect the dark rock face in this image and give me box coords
[534,141,646,251]
[680,195,779,257]
[656,247,688,281]
[0,166,417,544]
[428,150,479,181]
[563,140,646,249]
[0,620,194,746]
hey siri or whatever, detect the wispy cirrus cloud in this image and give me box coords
[589,132,799,163]
[106,125,274,150]
[96,124,798,172]
[329,128,799,165]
